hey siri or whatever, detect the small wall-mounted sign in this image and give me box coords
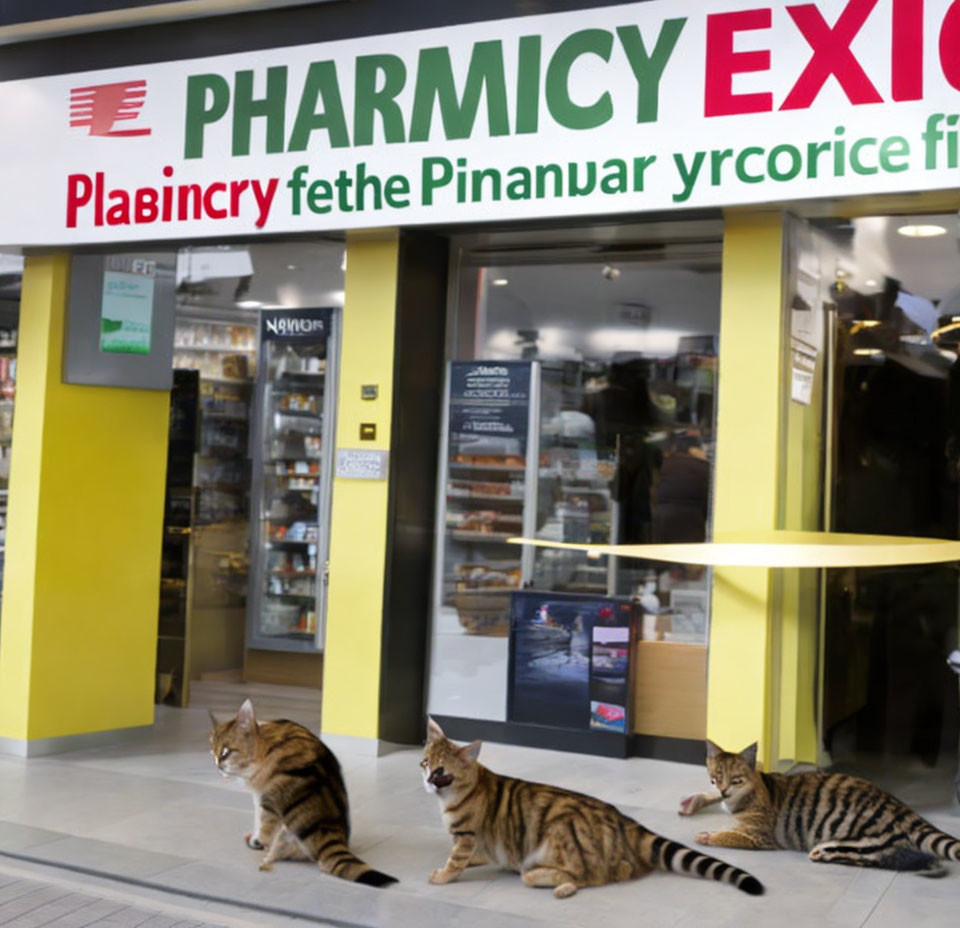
[359,422,377,441]
[361,384,378,400]
[335,448,389,481]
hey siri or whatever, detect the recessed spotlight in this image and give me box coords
[865,279,877,287]
[897,224,947,238]
[854,348,883,356]
[492,278,509,286]
[286,264,298,271]
[236,300,262,309]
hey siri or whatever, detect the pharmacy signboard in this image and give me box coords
[1,0,958,244]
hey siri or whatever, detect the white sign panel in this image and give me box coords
[335,448,389,480]
[1,0,959,245]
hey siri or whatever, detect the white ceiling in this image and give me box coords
[829,213,960,305]
[175,240,346,318]
[478,260,721,361]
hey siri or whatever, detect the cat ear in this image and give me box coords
[459,740,482,763]
[208,709,219,731]
[739,742,759,768]
[426,717,445,743]
[705,739,723,759]
[236,699,256,732]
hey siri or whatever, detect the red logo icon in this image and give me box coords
[69,80,151,137]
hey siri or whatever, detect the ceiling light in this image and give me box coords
[491,278,509,286]
[236,300,262,309]
[854,348,883,357]
[836,268,848,278]
[286,264,298,271]
[865,279,877,287]
[897,223,947,238]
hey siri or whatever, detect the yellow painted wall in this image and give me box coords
[0,254,170,742]
[321,232,399,741]
[708,212,785,768]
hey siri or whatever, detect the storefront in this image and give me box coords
[0,0,958,774]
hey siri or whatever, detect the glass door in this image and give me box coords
[247,308,338,652]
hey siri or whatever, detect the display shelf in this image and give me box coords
[449,462,526,474]
[450,530,517,543]
[446,492,524,504]
[273,410,322,422]
[174,344,256,353]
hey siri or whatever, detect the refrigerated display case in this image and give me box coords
[246,308,338,652]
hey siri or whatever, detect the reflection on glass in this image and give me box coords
[429,246,722,722]
[809,214,960,775]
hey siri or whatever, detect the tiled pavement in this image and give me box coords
[0,686,958,928]
[0,858,293,927]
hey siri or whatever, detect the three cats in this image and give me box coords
[680,740,960,877]
[211,703,958,895]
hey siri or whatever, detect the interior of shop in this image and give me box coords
[429,221,723,755]
[156,240,344,722]
[809,213,960,794]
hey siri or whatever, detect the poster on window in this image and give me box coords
[99,257,155,355]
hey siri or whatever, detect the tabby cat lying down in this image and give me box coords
[422,718,763,898]
[210,699,396,887]
[679,740,960,877]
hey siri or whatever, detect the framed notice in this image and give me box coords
[64,251,176,389]
[99,256,156,355]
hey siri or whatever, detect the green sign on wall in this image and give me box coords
[99,258,155,355]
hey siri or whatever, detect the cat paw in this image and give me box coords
[808,847,824,861]
[694,831,714,845]
[245,833,265,850]
[553,883,578,899]
[258,860,273,872]
[678,796,700,816]
[429,868,457,885]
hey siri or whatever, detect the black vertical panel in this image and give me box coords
[377,230,448,745]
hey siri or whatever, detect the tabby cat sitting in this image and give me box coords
[210,699,396,887]
[422,718,763,898]
[679,740,960,877]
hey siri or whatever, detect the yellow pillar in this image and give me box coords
[320,231,399,748]
[707,212,785,769]
[0,254,170,754]
[777,361,823,766]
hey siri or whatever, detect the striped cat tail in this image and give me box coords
[909,819,960,862]
[307,832,398,886]
[636,829,764,896]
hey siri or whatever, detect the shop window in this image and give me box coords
[799,214,960,781]
[157,240,344,704]
[428,226,722,749]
